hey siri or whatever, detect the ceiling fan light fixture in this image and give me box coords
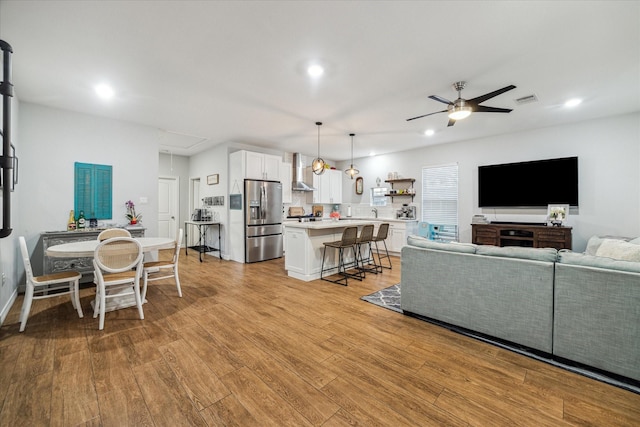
[448,105,472,120]
[312,121,325,175]
[345,133,359,179]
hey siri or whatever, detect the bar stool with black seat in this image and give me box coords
[372,223,392,272]
[356,224,378,276]
[320,226,362,286]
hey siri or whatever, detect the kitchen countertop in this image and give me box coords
[284,219,377,230]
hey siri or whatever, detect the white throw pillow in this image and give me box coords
[595,239,640,262]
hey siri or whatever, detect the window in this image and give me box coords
[74,162,112,219]
[421,163,458,242]
[370,187,387,206]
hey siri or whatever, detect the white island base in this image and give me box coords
[284,220,377,282]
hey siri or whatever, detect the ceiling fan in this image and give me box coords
[406,81,516,127]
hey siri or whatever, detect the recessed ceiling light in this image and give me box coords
[95,84,114,100]
[424,129,435,136]
[307,64,324,78]
[564,98,582,108]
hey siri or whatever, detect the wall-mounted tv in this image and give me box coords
[478,156,578,208]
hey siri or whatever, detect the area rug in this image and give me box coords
[361,284,401,313]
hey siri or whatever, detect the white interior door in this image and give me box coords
[158,177,179,240]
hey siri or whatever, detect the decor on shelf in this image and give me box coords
[355,176,363,195]
[125,200,142,225]
[207,174,219,185]
[311,121,325,175]
[345,133,359,179]
[547,204,569,227]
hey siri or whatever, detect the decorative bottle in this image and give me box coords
[67,210,76,231]
[77,210,86,229]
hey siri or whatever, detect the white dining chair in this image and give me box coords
[92,237,144,330]
[18,236,83,332]
[97,228,131,241]
[142,228,183,301]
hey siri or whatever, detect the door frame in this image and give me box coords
[158,176,180,241]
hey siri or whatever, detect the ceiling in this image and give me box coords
[1,1,638,161]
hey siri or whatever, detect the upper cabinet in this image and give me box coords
[232,150,281,181]
[281,162,292,203]
[307,168,343,204]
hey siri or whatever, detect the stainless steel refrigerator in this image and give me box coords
[244,179,283,263]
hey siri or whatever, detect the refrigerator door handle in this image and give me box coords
[261,185,266,219]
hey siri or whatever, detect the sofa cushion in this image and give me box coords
[475,245,558,262]
[406,235,476,254]
[584,235,632,255]
[595,239,640,262]
[558,250,640,274]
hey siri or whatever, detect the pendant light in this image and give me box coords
[345,133,359,179]
[311,121,325,175]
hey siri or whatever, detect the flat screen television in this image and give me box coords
[478,156,578,208]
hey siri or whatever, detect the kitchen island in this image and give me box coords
[284,219,377,282]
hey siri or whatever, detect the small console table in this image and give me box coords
[184,220,222,262]
[471,223,572,250]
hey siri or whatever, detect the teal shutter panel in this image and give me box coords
[74,162,112,220]
[94,165,112,219]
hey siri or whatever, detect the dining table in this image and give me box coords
[45,237,175,312]
[45,236,175,258]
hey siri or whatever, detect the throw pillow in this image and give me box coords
[595,239,640,262]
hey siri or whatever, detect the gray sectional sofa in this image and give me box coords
[400,235,640,383]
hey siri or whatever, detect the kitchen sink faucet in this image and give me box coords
[371,208,378,218]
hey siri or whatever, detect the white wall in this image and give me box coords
[8,103,160,296]
[339,113,640,252]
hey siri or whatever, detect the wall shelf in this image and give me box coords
[384,178,415,201]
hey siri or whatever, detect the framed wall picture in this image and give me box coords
[547,204,569,226]
[355,176,363,195]
[207,174,219,185]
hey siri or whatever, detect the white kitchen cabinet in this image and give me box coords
[235,150,281,181]
[306,168,342,204]
[387,221,418,254]
[281,162,292,203]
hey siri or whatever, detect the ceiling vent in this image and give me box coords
[515,94,538,105]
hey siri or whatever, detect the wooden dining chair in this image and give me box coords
[97,228,131,241]
[142,228,183,301]
[92,237,144,330]
[18,236,83,332]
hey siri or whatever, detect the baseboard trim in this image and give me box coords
[0,288,18,327]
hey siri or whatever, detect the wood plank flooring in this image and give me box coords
[1,250,639,426]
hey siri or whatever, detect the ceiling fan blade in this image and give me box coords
[467,85,516,105]
[406,109,448,121]
[447,118,456,127]
[474,105,513,113]
[428,95,454,105]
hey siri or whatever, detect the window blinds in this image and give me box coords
[421,163,458,240]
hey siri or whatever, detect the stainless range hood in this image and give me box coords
[291,153,315,192]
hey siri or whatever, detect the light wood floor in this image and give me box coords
[1,249,639,426]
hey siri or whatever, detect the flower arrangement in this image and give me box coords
[125,200,142,224]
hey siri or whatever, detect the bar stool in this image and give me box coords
[320,226,362,286]
[372,223,392,272]
[356,224,378,276]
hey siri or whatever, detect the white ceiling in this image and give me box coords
[1,1,638,161]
